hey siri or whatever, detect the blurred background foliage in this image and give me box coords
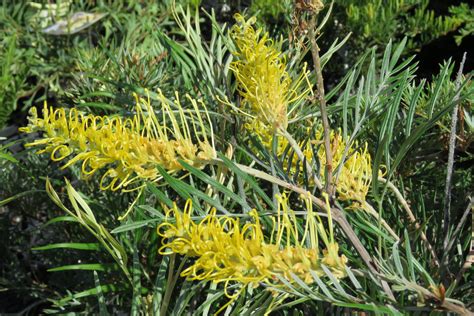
[0,0,473,314]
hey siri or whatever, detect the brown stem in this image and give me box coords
[308,15,334,197]
[439,300,474,316]
[409,282,473,315]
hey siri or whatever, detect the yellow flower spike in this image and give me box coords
[157,195,348,312]
[302,129,376,207]
[20,90,216,191]
[229,14,311,147]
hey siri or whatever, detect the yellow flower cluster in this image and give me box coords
[280,129,373,206]
[20,90,216,191]
[229,14,310,147]
[158,195,347,298]
[316,130,372,205]
[334,143,372,204]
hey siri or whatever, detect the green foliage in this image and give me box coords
[0,34,27,129]
[450,3,474,45]
[341,0,466,51]
[1,1,472,315]
[249,0,293,23]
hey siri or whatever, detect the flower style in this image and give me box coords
[229,14,311,147]
[157,194,347,299]
[20,90,216,191]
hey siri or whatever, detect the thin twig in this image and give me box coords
[407,282,473,315]
[439,299,474,316]
[453,250,474,298]
[451,199,473,290]
[379,177,440,268]
[332,211,396,302]
[446,198,473,253]
[442,52,467,249]
[308,15,334,197]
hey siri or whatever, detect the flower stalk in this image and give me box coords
[307,13,335,197]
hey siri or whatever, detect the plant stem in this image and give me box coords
[442,52,467,250]
[308,15,334,197]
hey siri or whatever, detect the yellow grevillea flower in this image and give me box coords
[279,129,373,206]
[20,90,216,191]
[335,143,372,203]
[157,194,347,303]
[316,130,372,205]
[229,14,311,147]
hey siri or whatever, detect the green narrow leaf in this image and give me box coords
[171,281,196,315]
[131,246,141,315]
[195,282,224,315]
[288,272,322,301]
[389,37,407,71]
[335,301,400,315]
[0,151,18,163]
[137,205,165,218]
[389,98,461,181]
[344,266,362,290]
[309,270,336,301]
[111,218,162,234]
[93,271,109,316]
[43,215,77,225]
[48,263,114,272]
[157,164,226,214]
[380,39,393,80]
[179,159,248,211]
[242,291,274,316]
[274,275,304,297]
[32,242,101,251]
[218,153,274,209]
[403,230,416,282]
[392,242,405,278]
[146,183,174,209]
[320,265,350,299]
[55,284,117,306]
[426,61,452,118]
[0,190,41,207]
[156,165,191,199]
[152,255,170,315]
[405,81,425,136]
[342,69,356,140]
